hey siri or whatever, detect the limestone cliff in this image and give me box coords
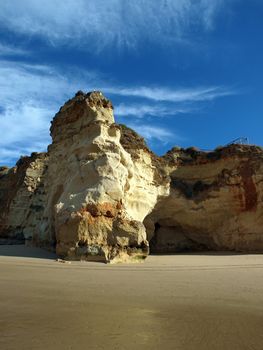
[1,91,263,262]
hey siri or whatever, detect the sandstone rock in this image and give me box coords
[41,91,166,262]
[145,145,263,253]
[0,153,48,245]
[1,91,263,261]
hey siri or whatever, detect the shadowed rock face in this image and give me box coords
[0,154,48,245]
[1,91,263,261]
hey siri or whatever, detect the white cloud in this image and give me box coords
[137,125,173,143]
[0,60,97,107]
[114,103,193,118]
[0,0,225,50]
[0,62,67,165]
[126,123,182,145]
[0,103,51,164]
[106,85,235,103]
[0,43,28,57]
[0,61,98,165]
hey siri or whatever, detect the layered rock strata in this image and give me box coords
[145,145,263,253]
[1,91,263,261]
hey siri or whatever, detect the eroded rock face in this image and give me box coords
[1,90,263,261]
[41,91,169,262]
[145,145,263,253]
[0,153,48,245]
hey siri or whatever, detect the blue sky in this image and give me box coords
[0,0,262,166]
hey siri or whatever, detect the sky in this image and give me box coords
[0,0,262,166]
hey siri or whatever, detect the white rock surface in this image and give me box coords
[42,91,169,262]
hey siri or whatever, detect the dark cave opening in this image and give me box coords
[148,221,210,254]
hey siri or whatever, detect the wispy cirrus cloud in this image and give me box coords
[0,43,28,57]
[0,0,226,51]
[0,103,51,164]
[0,60,101,114]
[111,85,236,120]
[126,123,183,145]
[106,85,236,103]
[114,103,194,118]
[0,61,96,165]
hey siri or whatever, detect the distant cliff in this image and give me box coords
[1,91,263,262]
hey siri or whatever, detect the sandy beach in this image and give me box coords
[1,246,263,350]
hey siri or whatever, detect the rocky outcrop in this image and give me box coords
[1,91,263,261]
[145,145,263,253]
[0,153,48,245]
[38,91,168,262]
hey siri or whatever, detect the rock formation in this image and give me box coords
[145,145,263,253]
[0,154,48,245]
[1,91,263,262]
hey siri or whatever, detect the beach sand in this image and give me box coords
[1,245,263,350]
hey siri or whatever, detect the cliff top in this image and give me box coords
[164,144,263,166]
[50,91,113,138]
[59,91,113,114]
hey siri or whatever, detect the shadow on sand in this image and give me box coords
[149,250,256,257]
[0,245,259,262]
[0,244,57,260]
